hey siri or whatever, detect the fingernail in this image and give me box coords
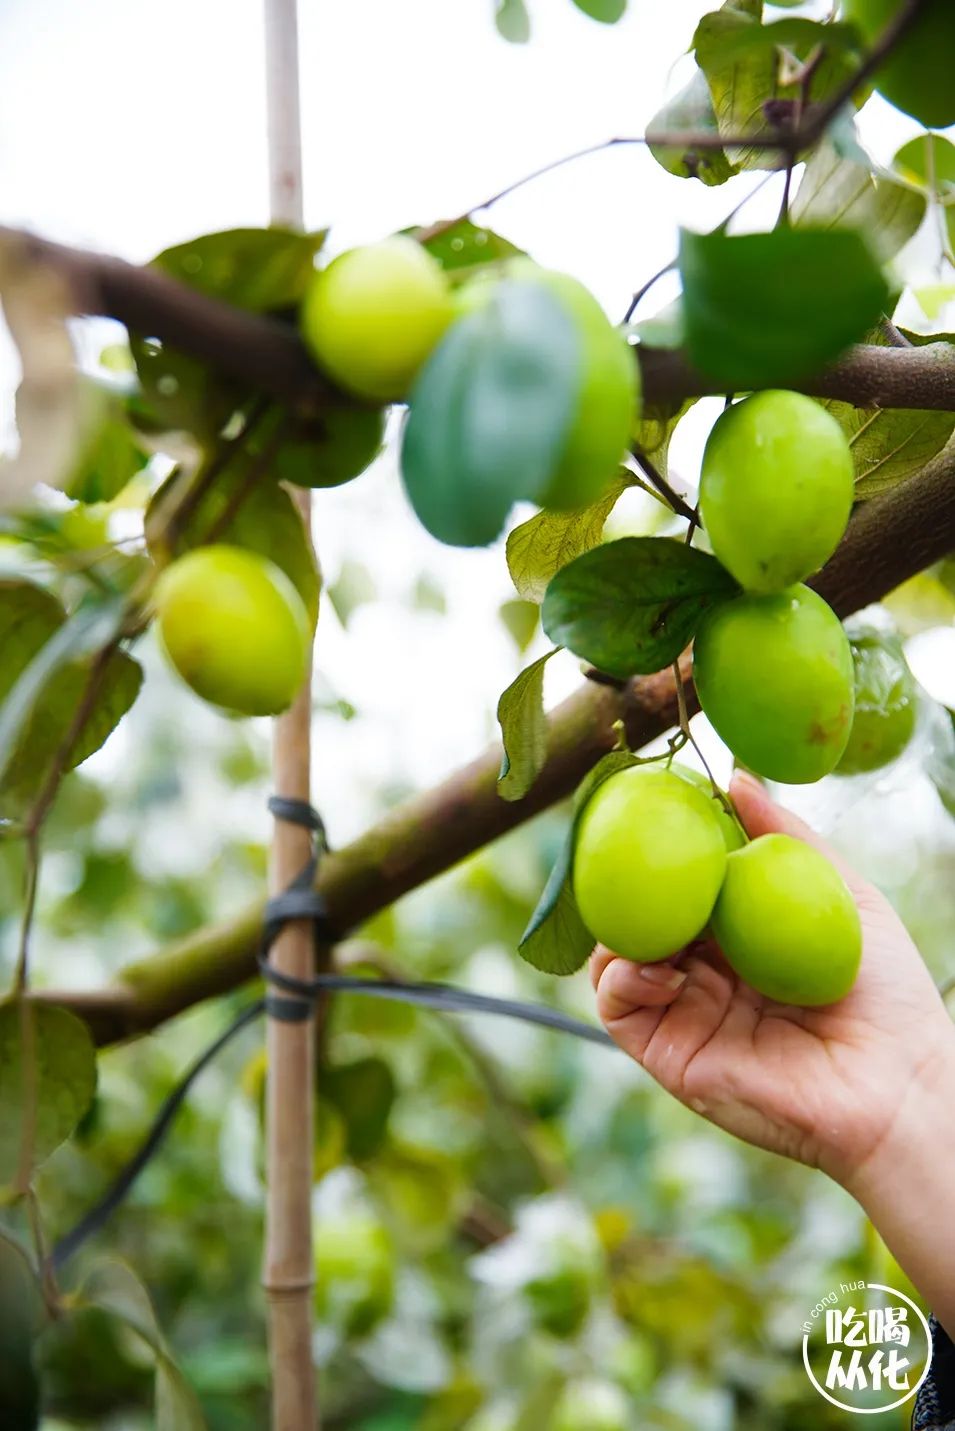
[639,964,687,989]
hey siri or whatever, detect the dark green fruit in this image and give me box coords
[274,405,386,489]
[700,391,853,594]
[711,834,862,1006]
[693,585,854,784]
[844,0,955,130]
[836,620,916,774]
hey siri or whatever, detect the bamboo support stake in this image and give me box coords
[262,1,319,1426]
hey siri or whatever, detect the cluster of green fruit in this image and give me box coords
[151,236,637,714]
[691,388,917,784]
[573,763,863,1007]
[691,390,855,784]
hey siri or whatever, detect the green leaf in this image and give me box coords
[631,398,696,480]
[401,280,580,547]
[693,1,779,171]
[893,135,955,253]
[128,334,237,441]
[542,536,737,679]
[495,0,530,44]
[328,558,377,628]
[497,650,558,802]
[151,227,326,312]
[820,400,955,499]
[0,586,142,819]
[83,1261,207,1431]
[130,228,326,441]
[647,70,737,187]
[0,1001,97,1184]
[144,458,320,626]
[65,381,149,504]
[506,474,628,602]
[0,1233,42,1430]
[323,1057,396,1162]
[893,134,955,197]
[572,0,627,21]
[499,598,540,651]
[518,750,639,974]
[679,227,888,389]
[628,298,686,351]
[694,4,860,171]
[697,14,858,66]
[418,218,525,276]
[792,140,926,264]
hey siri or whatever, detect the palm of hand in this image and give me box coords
[592,775,952,1190]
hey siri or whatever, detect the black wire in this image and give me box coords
[49,1000,265,1272]
[49,976,614,1273]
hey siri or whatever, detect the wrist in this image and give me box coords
[843,1036,955,1215]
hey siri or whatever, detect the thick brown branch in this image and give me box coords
[3,226,955,412]
[35,441,955,1046]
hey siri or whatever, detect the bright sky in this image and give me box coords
[0,0,949,927]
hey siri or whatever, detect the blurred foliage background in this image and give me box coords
[2,0,955,1426]
[0,547,952,1429]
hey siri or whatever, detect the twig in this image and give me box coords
[421,0,928,246]
[631,451,699,527]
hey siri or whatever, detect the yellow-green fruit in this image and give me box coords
[671,764,745,851]
[843,0,955,130]
[301,236,455,401]
[573,766,727,962]
[700,392,854,594]
[154,545,311,716]
[693,586,854,784]
[459,260,639,509]
[314,1214,395,1338]
[710,834,862,1006]
[837,621,917,775]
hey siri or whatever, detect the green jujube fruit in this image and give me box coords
[573,765,727,961]
[154,545,311,716]
[843,0,955,130]
[671,763,745,851]
[837,620,917,774]
[693,585,855,784]
[700,391,854,594]
[458,260,640,509]
[301,236,455,401]
[711,833,863,1006]
[274,404,386,489]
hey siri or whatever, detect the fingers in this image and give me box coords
[593,954,684,1063]
[593,950,687,1022]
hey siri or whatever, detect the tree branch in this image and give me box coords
[3,226,955,412]
[34,439,955,1045]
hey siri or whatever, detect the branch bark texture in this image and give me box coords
[3,226,955,412]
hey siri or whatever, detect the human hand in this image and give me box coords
[591,769,955,1198]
